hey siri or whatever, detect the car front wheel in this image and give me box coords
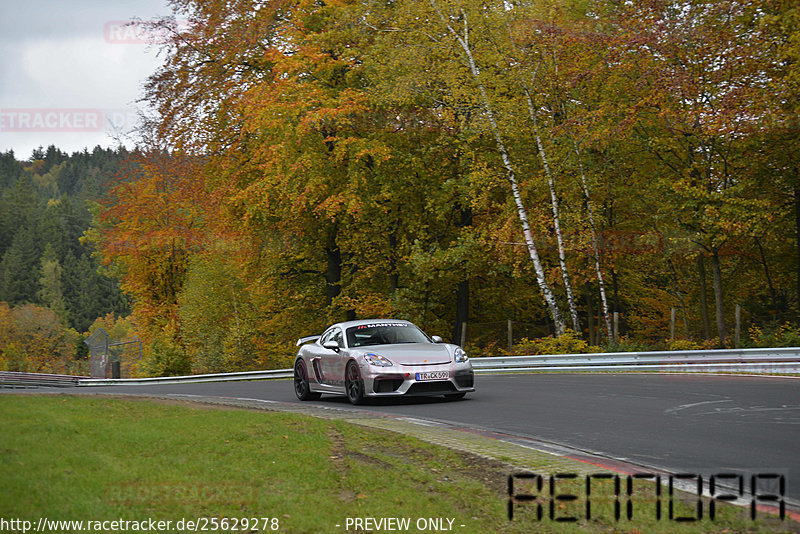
[294,360,321,401]
[345,361,365,405]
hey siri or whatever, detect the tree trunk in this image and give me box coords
[795,185,800,315]
[754,236,779,311]
[452,205,472,343]
[325,224,342,307]
[665,256,691,339]
[388,230,399,293]
[710,247,727,345]
[508,22,580,336]
[522,84,579,334]
[697,252,711,340]
[430,0,565,335]
[573,142,612,339]
[585,283,595,345]
[606,204,621,320]
[452,280,469,345]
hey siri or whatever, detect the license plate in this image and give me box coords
[415,371,449,381]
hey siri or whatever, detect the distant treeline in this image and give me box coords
[0,146,130,334]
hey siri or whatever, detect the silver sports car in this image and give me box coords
[293,319,475,404]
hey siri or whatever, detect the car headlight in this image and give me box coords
[364,353,393,367]
[454,347,469,363]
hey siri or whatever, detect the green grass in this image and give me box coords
[0,395,796,533]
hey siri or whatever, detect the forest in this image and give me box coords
[0,147,131,374]
[2,0,800,376]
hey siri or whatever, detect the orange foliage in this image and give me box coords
[92,151,227,340]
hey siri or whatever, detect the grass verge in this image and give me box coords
[0,395,796,533]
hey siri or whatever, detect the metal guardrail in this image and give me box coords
[1,347,798,388]
[472,362,800,374]
[0,371,81,388]
[77,368,293,386]
[469,347,800,373]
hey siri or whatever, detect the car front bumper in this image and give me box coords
[360,362,475,397]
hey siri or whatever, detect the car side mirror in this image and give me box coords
[431,336,443,343]
[322,340,340,352]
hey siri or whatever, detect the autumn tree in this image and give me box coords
[88,151,211,342]
[600,0,780,344]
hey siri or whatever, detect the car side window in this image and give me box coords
[319,329,335,345]
[332,329,344,348]
[319,328,343,348]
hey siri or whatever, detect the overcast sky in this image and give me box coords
[0,0,175,159]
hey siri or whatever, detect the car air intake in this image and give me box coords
[454,371,474,388]
[407,381,457,395]
[373,378,404,393]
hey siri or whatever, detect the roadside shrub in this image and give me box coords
[664,338,726,351]
[0,302,75,373]
[601,336,657,353]
[509,330,600,356]
[666,339,704,351]
[142,336,191,377]
[0,343,26,372]
[747,323,800,348]
[467,339,505,358]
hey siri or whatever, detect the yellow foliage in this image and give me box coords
[748,323,800,348]
[509,331,601,356]
[0,302,74,373]
[666,339,703,351]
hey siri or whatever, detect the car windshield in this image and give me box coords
[346,323,430,348]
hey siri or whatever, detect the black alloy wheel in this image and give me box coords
[345,361,365,405]
[294,360,321,401]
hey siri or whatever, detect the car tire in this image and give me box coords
[444,392,467,400]
[294,360,321,401]
[345,361,365,405]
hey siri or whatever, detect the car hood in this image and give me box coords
[355,343,452,365]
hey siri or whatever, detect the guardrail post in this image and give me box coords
[735,304,741,348]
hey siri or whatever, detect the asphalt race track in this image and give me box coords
[13,373,800,503]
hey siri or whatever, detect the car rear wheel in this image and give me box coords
[345,361,365,405]
[294,360,321,401]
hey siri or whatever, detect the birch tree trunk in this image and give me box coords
[571,140,613,339]
[521,84,580,334]
[429,0,565,335]
[502,21,580,335]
